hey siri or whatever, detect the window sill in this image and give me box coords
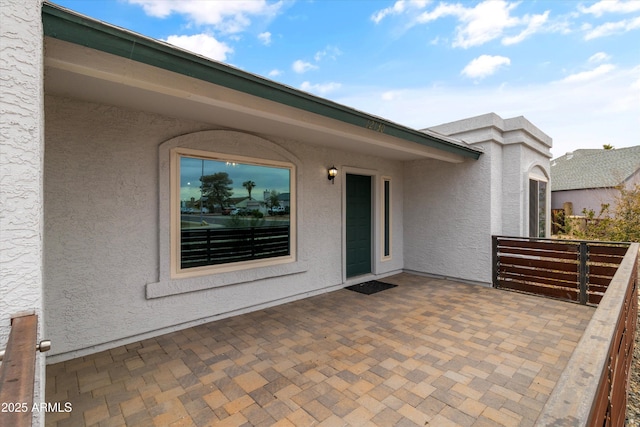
[146,261,308,299]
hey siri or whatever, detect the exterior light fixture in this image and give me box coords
[328,166,338,183]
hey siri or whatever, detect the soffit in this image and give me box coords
[42,4,482,163]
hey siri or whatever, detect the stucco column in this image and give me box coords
[0,0,45,425]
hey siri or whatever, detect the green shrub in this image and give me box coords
[570,184,640,243]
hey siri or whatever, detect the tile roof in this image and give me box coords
[551,146,640,191]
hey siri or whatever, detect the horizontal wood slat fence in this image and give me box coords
[492,236,630,305]
[535,242,638,427]
[181,225,290,269]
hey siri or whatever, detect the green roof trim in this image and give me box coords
[42,2,481,160]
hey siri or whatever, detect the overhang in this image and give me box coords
[42,2,482,163]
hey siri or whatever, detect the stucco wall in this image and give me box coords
[429,113,552,239]
[44,95,405,361]
[503,144,552,237]
[0,0,45,423]
[403,144,493,284]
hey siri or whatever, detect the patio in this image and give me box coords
[45,273,594,427]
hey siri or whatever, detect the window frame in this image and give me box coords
[381,176,392,260]
[529,177,548,238]
[170,147,296,279]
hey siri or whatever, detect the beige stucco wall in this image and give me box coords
[403,144,494,284]
[44,95,406,361]
[429,113,553,239]
[0,0,45,424]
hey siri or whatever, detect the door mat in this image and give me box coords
[345,281,397,295]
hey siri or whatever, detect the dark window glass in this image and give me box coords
[384,180,391,257]
[179,156,291,269]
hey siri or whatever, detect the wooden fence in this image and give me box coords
[0,315,38,427]
[492,236,630,305]
[535,242,638,426]
[181,225,290,269]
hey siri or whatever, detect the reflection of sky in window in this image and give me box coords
[180,157,290,201]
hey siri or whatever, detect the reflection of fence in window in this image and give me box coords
[181,225,290,269]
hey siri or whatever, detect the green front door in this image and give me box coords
[346,174,372,278]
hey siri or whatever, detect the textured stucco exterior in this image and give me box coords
[403,145,494,284]
[404,113,552,284]
[42,98,555,360]
[44,96,406,360]
[0,0,45,423]
[0,2,554,375]
[429,113,553,239]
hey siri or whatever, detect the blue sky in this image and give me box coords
[54,0,639,158]
[180,157,290,202]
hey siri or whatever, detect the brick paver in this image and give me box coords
[45,273,594,426]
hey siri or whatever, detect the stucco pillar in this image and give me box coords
[0,0,45,425]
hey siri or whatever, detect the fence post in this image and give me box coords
[492,236,499,288]
[578,242,588,305]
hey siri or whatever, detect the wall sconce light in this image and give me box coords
[328,166,338,183]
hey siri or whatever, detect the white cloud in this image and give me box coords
[127,0,283,33]
[378,0,551,48]
[314,46,343,62]
[268,69,282,77]
[335,65,639,158]
[382,91,400,101]
[165,34,233,61]
[371,0,430,24]
[561,64,616,83]
[452,1,522,48]
[292,60,318,74]
[584,16,640,40]
[502,11,549,45]
[415,3,464,24]
[589,52,611,63]
[300,81,342,95]
[258,32,272,46]
[579,0,640,17]
[461,55,511,79]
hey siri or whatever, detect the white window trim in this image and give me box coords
[527,166,550,238]
[170,147,297,279]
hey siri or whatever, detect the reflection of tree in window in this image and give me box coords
[177,153,293,271]
[201,172,233,211]
[266,190,280,212]
[243,180,256,200]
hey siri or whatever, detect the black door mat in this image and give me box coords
[345,281,397,295]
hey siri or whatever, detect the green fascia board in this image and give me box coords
[42,2,481,160]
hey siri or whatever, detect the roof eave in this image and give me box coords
[41,2,481,161]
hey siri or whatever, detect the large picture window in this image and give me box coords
[172,148,295,276]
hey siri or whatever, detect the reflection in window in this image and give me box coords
[178,153,293,270]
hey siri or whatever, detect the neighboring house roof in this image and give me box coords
[551,146,640,191]
[42,2,482,161]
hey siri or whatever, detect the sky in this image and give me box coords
[53,0,640,159]
[180,157,290,202]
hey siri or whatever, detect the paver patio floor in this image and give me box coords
[45,273,595,426]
